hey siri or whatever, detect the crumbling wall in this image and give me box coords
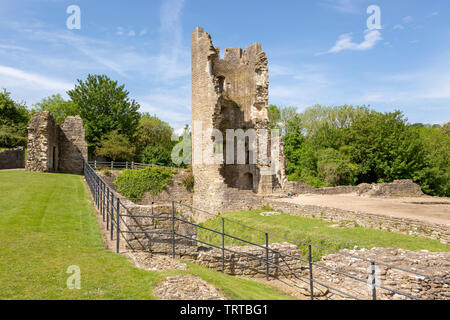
[191,26,284,215]
[0,147,25,169]
[26,111,59,172]
[26,112,87,174]
[58,116,88,174]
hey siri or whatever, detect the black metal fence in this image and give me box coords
[83,162,449,300]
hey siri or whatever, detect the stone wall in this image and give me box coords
[26,111,59,172]
[26,112,87,174]
[191,27,284,215]
[307,247,450,300]
[266,200,450,244]
[196,242,302,278]
[0,147,25,169]
[58,116,88,174]
[284,179,424,197]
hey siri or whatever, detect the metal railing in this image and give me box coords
[83,162,449,300]
[88,160,175,171]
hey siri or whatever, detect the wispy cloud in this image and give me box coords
[318,30,382,55]
[319,0,360,14]
[157,0,189,81]
[0,64,73,91]
[0,44,28,51]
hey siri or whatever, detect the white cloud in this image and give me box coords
[320,0,359,14]
[319,30,382,55]
[402,16,413,24]
[0,44,28,51]
[128,30,136,37]
[116,27,124,36]
[393,24,404,30]
[0,65,72,91]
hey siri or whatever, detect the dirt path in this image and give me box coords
[277,194,450,225]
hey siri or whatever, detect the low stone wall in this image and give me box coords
[284,179,424,197]
[308,248,450,300]
[266,200,450,244]
[120,200,198,258]
[0,147,25,169]
[196,242,302,278]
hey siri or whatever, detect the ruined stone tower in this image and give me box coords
[191,27,285,215]
[26,111,88,174]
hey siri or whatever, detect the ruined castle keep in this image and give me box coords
[26,111,88,174]
[191,27,285,214]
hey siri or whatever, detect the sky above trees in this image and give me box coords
[0,0,449,131]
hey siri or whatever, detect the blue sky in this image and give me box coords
[1,0,449,131]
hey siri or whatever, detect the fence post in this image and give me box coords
[308,244,314,301]
[116,198,120,253]
[106,188,109,230]
[265,233,269,280]
[110,193,114,240]
[222,218,225,274]
[94,160,97,170]
[371,261,377,300]
[101,181,104,221]
[131,161,134,169]
[111,161,114,171]
[126,161,128,169]
[172,201,175,259]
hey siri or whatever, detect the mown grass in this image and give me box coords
[0,170,291,300]
[198,209,449,261]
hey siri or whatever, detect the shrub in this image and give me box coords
[102,168,112,177]
[182,174,194,192]
[114,167,173,201]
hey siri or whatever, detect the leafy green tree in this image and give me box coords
[268,105,281,130]
[96,130,135,161]
[32,94,79,124]
[67,74,140,152]
[0,89,30,147]
[134,113,174,154]
[140,145,173,166]
[345,110,426,183]
[317,148,358,186]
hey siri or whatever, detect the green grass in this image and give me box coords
[0,171,291,300]
[198,209,449,261]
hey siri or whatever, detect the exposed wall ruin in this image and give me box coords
[26,111,88,174]
[191,27,285,216]
[0,147,25,169]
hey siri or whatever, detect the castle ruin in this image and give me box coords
[191,27,286,214]
[26,111,88,174]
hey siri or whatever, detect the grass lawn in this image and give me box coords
[0,170,291,300]
[198,209,450,261]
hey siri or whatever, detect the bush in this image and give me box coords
[182,174,194,192]
[139,145,173,166]
[102,168,112,177]
[114,167,173,201]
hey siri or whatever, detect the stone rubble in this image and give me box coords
[153,275,227,300]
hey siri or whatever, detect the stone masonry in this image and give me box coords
[26,111,87,174]
[191,27,285,217]
[0,147,25,169]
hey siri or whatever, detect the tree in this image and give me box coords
[32,94,79,124]
[134,113,174,154]
[268,105,281,130]
[67,74,141,152]
[345,110,426,183]
[0,89,30,147]
[96,130,135,161]
[140,145,173,166]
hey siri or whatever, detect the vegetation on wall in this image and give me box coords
[114,167,174,201]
